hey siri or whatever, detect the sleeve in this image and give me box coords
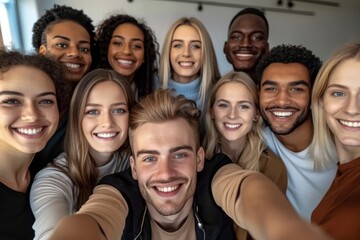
[77,185,129,240]
[259,149,288,193]
[30,161,75,240]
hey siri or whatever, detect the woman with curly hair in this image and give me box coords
[0,49,61,240]
[30,69,135,240]
[96,14,159,100]
[31,4,98,175]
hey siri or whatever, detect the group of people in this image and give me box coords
[0,3,359,240]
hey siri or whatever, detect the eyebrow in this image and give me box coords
[85,102,128,107]
[216,99,252,104]
[53,35,90,45]
[172,39,201,44]
[327,83,348,89]
[112,35,144,42]
[261,79,310,87]
[0,91,56,97]
[136,145,193,157]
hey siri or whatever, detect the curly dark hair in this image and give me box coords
[32,4,95,51]
[0,49,63,108]
[256,44,322,86]
[95,14,159,99]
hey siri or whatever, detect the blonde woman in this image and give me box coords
[310,41,360,240]
[30,69,135,240]
[203,71,287,239]
[158,17,220,112]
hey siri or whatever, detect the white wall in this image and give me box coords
[19,0,360,74]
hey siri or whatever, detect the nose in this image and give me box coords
[274,89,291,106]
[99,111,114,127]
[182,45,191,57]
[21,102,42,121]
[240,36,251,47]
[228,106,238,119]
[344,94,360,116]
[121,43,132,55]
[66,45,80,57]
[156,159,175,180]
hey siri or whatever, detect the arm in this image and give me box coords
[212,164,333,240]
[50,185,129,240]
[30,163,74,240]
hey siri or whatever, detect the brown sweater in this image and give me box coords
[312,157,360,240]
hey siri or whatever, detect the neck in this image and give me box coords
[148,197,193,232]
[220,137,245,162]
[276,118,313,152]
[0,143,33,192]
[335,141,360,164]
[172,74,199,84]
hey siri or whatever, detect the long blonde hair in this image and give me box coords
[203,71,265,170]
[60,69,135,210]
[158,17,220,110]
[310,41,360,170]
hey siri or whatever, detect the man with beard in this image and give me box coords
[256,44,338,221]
[49,89,332,240]
[223,8,269,82]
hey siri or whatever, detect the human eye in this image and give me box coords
[217,102,228,109]
[190,43,201,50]
[289,87,305,93]
[331,91,345,97]
[173,152,187,159]
[79,46,90,53]
[143,155,156,162]
[111,39,123,47]
[55,42,68,49]
[230,33,242,41]
[85,109,99,115]
[1,98,20,105]
[113,107,127,114]
[251,33,265,41]
[131,42,144,50]
[264,86,277,92]
[239,103,251,110]
[172,41,183,49]
[39,98,56,105]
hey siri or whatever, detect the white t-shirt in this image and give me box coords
[263,126,337,221]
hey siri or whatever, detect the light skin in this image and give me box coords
[82,80,129,166]
[224,14,269,76]
[130,118,204,232]
[107,23,145,81]
[39,20,92,82]
[0,66,59,192]
[259,63,313,152]
[212,82,258,161]
[321,59,360,164]
[170,25,202,83]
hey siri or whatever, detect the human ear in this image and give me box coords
[130,156,138,180]
[39,44,47,55]
[196,147,205,172]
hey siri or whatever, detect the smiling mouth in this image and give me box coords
[94,132,118,139]
[15,127,44,135]
[271,111,293,117]
[117,59,134,65]
[156,185,179,193]
[224,123,241,129]
[63,63,82,69]
[339,120,360,128]
[179,61,193,67]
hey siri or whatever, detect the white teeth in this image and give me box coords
[179,62,193,67]
[96,132,117,138]
[236,53,253,57]
[117,59,133,65]
[63,63,80,69]
[157,185,179,193]
[225,123,240,129]
[272,111,293,117]
[17,128,43,135]
[339,120,360,128]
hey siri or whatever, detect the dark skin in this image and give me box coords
[224,14,269,81]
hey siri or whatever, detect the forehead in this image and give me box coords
[87,80,126,103]
[112,23,144,40]
[328,58,360,86]
[130,118,197,152]
[47,20,90,40]
[229,14,267,34]
[261,63,311,85]
[216,81,254,101]
[172,25,200,40]
[0,65,55,92]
